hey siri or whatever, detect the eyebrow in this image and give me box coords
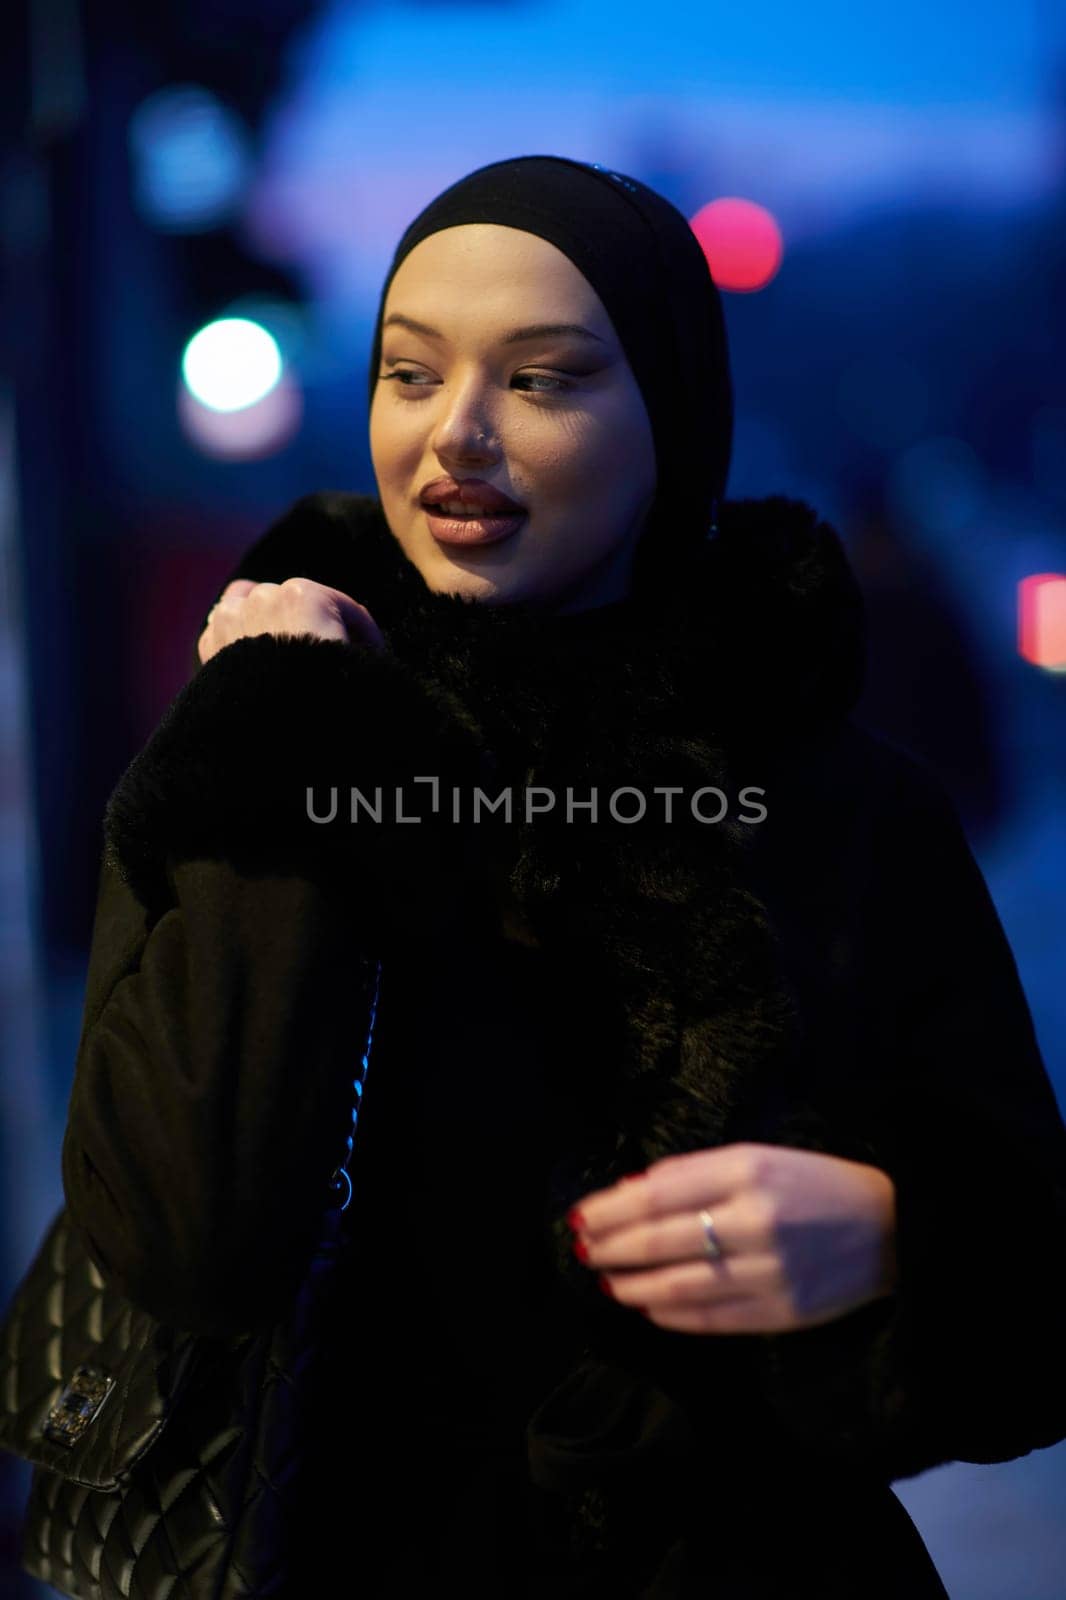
[382,312,608,347]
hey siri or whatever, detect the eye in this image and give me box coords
[379,367,434,389]
[378,365,573,396]
[514,372,570,393]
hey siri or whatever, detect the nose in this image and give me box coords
[430,378,499,462]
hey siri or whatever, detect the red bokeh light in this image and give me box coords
[690,198,783,293]
[1018,574,1066,671]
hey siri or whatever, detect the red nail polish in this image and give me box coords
[571,1236,589,1263]
[596,1275,614,1297]
[565,1207,586,1231]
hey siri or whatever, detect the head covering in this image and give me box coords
[366,154,733,587]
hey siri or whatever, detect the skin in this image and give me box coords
[368,223,658,613]
[567,1143,900,1335]
[195,227,900,1325]
[199,223,659,653]
[197,577,386,664]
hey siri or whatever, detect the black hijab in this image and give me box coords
[365,153,733,590]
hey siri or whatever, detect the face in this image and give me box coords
[369,224,657,614]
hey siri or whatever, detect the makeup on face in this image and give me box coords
[369,225,657,611]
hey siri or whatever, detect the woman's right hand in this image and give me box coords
[197,577,388,665]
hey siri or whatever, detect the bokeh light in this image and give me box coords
[690,198,783,292]
[1018,574,1066,673]
[181,318,283,413]
[219,295,310,374]
[177,370,303,460]
[128,85,252,232]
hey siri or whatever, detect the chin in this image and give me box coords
[410,532,529,598]
[413,546,512,601]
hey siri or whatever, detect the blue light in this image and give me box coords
[129,85,251,233]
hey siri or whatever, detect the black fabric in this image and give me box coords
[105,492,869,1302]
[58,491,1066,1594]
[365,153,733,579]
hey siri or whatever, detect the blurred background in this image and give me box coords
[2,1,1064,1594]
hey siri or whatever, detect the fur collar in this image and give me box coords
[104,488,875,1519]
[299,490,866,763]
[288,492,868,1265]
[114,489,868,1309]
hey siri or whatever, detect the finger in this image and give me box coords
[598,1251,780,1310]
[570,1143,760,1238]
[577,1202,750,1271]
[220,579,259,601]
[325,591,388,652]
[212,580,271,619]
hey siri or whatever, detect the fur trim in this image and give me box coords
[100,491,1066,1509]
[107,490,869,1310]
[102,631,503,941]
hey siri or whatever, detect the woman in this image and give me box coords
[63,156,1066,1596]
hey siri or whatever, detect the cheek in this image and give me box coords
[549,433,651,532]
[370,404,422,484]
[368,400,387,466]
[549,399,653,494]
[369,396,396,450]
[530,425,625,507]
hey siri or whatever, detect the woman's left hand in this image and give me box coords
[568,1142,899,1334]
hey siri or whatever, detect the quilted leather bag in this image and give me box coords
[0,958,382,1599]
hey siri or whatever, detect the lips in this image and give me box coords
[423,507,525,548]
[418,476,525,516]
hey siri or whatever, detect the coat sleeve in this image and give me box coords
[61,851,380,1337]
[113,491,497,935]
[61,495,497,1337]
[753,752,1066,1482]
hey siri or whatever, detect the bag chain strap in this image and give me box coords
[327,958,383,1213]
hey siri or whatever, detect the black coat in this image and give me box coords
[62,491,1066,1596]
